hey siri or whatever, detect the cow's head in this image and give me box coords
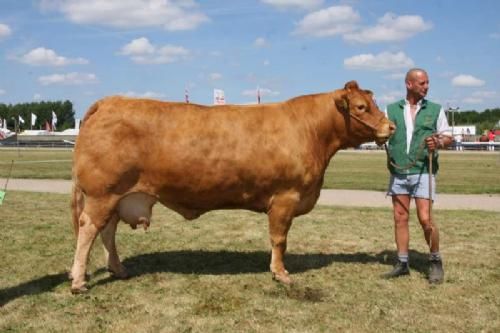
[334,81,395,146]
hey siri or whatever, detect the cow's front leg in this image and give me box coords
[267,192,298,284]
[100,214,128,279]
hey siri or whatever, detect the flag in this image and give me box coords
[184,88,189,103]
[52,111,57,130]
[31,113,37,127]
[257,87,261,104]
[213,89,225,105]
[19,115,25,124]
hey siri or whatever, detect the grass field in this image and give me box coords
[1,148,500,194]
[1,191,499,332]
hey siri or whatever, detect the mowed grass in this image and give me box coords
[1,148,500,193]
[0,148,73,179]
[323,150,500,194]
[1,191,499,332]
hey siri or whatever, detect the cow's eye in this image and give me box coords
[356,104,366,112]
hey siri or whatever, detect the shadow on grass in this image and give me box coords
[96,248,430,286]
[0,249,431,305]
[0,272,68,307]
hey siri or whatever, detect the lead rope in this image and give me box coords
[385,134,452,254]
[428,151,434,252]
[352,109,442,253]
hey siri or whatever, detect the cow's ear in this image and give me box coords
[334,92,349,112]
[344,81,359,91]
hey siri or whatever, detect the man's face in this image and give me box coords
[406,71,429,99]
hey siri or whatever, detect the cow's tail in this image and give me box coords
[71,178,84,238]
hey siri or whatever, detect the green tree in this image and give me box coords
[0,100,76,132]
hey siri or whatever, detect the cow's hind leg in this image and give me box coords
[267,192,298,284]
[71,199,114,294]
[100,213,128,279]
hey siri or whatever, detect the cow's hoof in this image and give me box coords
[108,266,129,279]
[71,284,89,294]
[272,270,292,285]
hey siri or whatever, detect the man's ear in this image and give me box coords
[334,92,349,112]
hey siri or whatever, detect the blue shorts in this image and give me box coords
[387,174,435,200]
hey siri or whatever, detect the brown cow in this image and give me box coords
[70,81,395,293]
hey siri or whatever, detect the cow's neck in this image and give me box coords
[294,93,346,164]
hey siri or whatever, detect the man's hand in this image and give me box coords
[426,135,441,152]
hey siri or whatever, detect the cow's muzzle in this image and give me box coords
[374,119,396,145]
[349,112,395,145]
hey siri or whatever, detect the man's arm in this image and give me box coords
[426,107,453,151]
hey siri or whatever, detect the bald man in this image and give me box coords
[383,68,453,284]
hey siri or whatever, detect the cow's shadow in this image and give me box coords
[94,248,430,285]
[0,249,430,306]
[0,272,68,307]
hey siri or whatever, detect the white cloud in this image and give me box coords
[254,37,268,48]
[242,87,280,97]
[20,47,89,66]
[344,13,432,43]
[33,93,42,101]
[42,0,209,31]
[471,91,497,98]
[38,72,98,85]
[0,23,12,40]
[263,59,271,66]
[462,90,498,105]
[119,38,190,64]
[451,74,485,87]
[0,88,5,95]
[294,6,360,37]
[344,51,414,71]
[376,91,402,105]
[209,73,223,81]
[261,0,323,10]
[119,37,155,55]
[120,91,165,99]
[462,97,483,104]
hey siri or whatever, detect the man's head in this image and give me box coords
[405,68,429,103]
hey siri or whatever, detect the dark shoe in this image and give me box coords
[428,259,444,284]
[382,260,410,279]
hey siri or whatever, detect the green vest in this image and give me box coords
[386,99,441,175]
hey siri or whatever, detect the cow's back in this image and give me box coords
[74,96,325,212]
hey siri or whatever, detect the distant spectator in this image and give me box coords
[488,129,496,151]
[454,134,463,151]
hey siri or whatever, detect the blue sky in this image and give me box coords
[1,0,500,119]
